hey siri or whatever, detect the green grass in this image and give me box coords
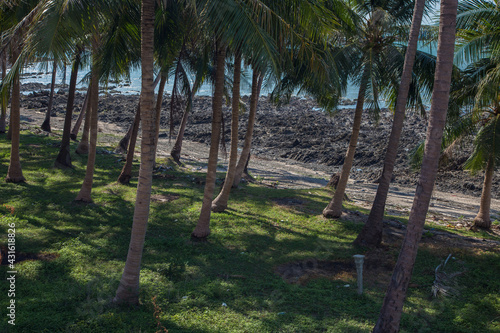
[0,130,499,332]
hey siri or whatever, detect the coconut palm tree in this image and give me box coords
[354,0,436,247]
[232,68,264,187]
[373,0,458,330]
[5,39,24,182]
[453,0,500,229]
[0,51,6,134]
[408,0,500,230]
[191,40,226,239]
[425,58,500,229]
[75,36,99,202]
[211,49,242,212]
[323,0,434,219]
[70,84,91,140]
[1,0,43,182]
[114,0,156,305]
[55,47,83,168]
[40,59,57,132]
[76,89,92,154]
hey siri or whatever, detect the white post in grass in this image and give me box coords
[353,254,365,295]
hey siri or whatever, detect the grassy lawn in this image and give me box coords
[0,129,499,332]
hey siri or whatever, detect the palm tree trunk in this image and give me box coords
[118,103,141,184]
[191,42,226,239]
[75,36,99,202]
[0,51,7,134]
[6,49,12,140]
[55,49,81,168]
[170,77,199,164]
[116,75,161,153]
[76,89,92,155]
[373,0,457,330]
[117,119,134,153]
[5,45,25,183]
[232,70,263,188]
[61,64,67,86]
[114,0,155,304]
[117,74,161,183]
[71,84,91,141]
[212,51,242,212]
[355,0,427,248]
[41,60,57,132]
[473,158,494,228]
[323,68,369,218]
[153,74,167,158]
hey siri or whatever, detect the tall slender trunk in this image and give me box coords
[0,51,7,134]
[170,77,199,163]
[232,70,263,188]
[473,158,494,228]
[116,75,161,153]
[118,103,141,184]
[323,68,369,218]
[153,75,167,158]
[5,45,25,183]
[76,89,92,155]
[191,42,226,239]
[212,51,242,212]
[61,64,67,86]
[41,60,57,132]
[117,74,162,184]
[355,0,427,248]
[75,36,99,202]
[373,0,457,330]
[55,49,81,168]
[71,85,91,141]
[6,48,12,139]
[114,0,155,304]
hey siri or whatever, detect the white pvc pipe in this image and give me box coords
[353,254,365,295]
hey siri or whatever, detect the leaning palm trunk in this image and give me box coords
[170,77,199,164]
[191,43,226,239]
[5,45,25,183]
[232,70,263,188]
[473,158,494,228]
[75,37,99,202]
[114,0,156,304]
[1,51,7,133]
[323,68,369,218]
[55,49,81,168]
[71,85,91,141]
[212,51,242,212]
[118,103,141,184]
[116,75,161,153]
[41,60,57,132]
[373,0,457,330]
[76,90,92,155]
[117,49,163,184]
[355,0,427,248]
[153,75,167,159]
[117,120,134,153]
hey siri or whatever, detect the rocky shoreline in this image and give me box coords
[19,83,499,199]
